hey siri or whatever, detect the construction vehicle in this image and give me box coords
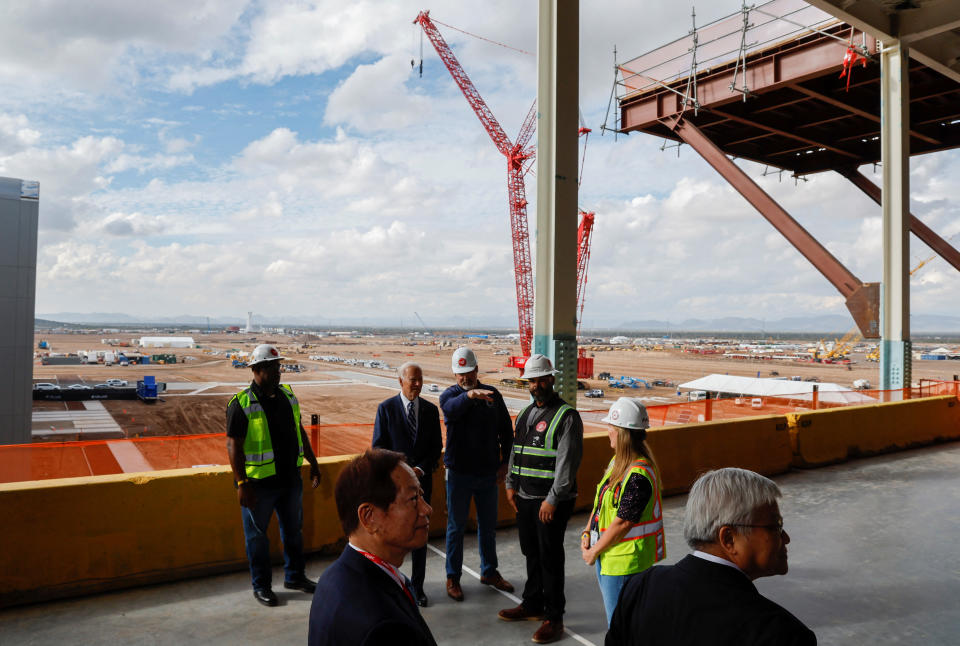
[414,11,596,379]
[136,376,163,402]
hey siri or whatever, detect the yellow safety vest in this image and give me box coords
[589,457,666,576]
[231,384,304,479]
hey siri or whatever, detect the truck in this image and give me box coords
[136,376,165,402]
[104,351,115,366]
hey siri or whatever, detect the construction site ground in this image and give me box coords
[3,441,958,645]
[30,332,960,456]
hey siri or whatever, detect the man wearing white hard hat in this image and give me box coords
[499,354,583,644]
[439,347,515,602]
[226,344,322,607]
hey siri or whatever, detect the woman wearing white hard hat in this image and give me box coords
[580,397,666,626]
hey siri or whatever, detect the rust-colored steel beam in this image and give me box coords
[620,27,875,132]
[710,108,862,159]
[789,83,942,145]
[839,168,960,274]
[665,115,880,337]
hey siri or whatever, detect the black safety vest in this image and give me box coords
[510,397,573,497]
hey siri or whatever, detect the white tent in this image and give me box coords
[138,336,195,348]
[678,374,876,404]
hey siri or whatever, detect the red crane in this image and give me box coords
[415,10,536,358]
[414,11,595,377]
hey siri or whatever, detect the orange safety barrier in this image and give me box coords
[5,385,958,484]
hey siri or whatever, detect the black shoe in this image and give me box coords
[415,588,428,607]
[283,574,316,594]
[253,588,278,607]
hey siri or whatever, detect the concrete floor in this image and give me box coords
[2,441,959,645]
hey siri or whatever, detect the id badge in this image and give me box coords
[590,530,600,547]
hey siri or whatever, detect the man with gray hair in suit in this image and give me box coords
[606,467,816,645]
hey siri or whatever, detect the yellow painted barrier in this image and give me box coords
[0,458,348,608]
[4,397,955,608]
[645,415,794,495]
[788,395,960,467]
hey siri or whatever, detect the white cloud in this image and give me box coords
[324,54,432,131]
[0,0,248,93]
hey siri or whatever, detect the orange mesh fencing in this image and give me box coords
[3,385,957,484]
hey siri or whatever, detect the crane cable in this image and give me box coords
[430,17,534,57]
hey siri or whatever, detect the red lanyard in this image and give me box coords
[352,545,415,606]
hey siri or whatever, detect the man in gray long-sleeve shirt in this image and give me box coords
[498,354,583,644]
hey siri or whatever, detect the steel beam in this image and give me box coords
[789,83,942,145]
[839,167,960,274]
[879,41,912,389]
[664,115,879,338]
[535,0,579,405]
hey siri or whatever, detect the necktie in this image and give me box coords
[407,400,417,443]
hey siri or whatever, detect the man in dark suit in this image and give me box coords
[372,362,442,607]
[606,467,816,646]
[309,449,436,646]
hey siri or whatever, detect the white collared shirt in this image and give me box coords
[399,392,419,428]
[692,550,745,574]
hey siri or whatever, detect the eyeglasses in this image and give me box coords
[729,517,784,534]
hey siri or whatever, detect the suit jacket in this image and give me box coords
[372,395,442,478]
[606,554,816,646]
[308,546,437,646]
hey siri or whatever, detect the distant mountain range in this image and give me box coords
[34,312,960,334]
[620,314,960,334]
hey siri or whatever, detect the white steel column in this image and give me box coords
[879,41,911,390]
[535,0,579,405]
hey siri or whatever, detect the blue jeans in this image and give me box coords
[596,557,636,626]
[240,479,305,591]
[445,469,499,580]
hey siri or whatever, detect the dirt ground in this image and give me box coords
[31,331,960,454]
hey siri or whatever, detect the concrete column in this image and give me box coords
[535,0,579,405]
[0,177,39,445]
[879,41,911,390]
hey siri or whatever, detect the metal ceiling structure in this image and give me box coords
[614,0,960,388]
[617,1,960,175]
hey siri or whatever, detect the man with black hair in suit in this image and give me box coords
[309,449,436,646]
[372,361,442,606]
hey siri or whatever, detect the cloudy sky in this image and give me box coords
[3,0,959,328]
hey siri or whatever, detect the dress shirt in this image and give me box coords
[400,392,419,429]
[693,550,745,574]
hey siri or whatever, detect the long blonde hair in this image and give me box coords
[607,425,659,489]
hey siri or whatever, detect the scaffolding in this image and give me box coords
[603,0,872,133]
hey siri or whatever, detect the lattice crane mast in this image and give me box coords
[414,10,536,358]
[414,11,597,377]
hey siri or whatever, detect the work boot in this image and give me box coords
[480,570,515,592]
[498,604,544,622]
[446,577,464,602]
[532,619,564,644]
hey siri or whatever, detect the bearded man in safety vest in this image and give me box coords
[500,354,584,644]
[226,344,322,607]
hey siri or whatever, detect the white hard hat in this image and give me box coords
[521,353,558,379]
[451,347,478,374]
[248,344,285,367]
[601,397,650,430]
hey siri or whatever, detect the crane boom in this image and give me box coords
[575,210,595,337]
[414,10,535,357]
[414,11,512,156]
